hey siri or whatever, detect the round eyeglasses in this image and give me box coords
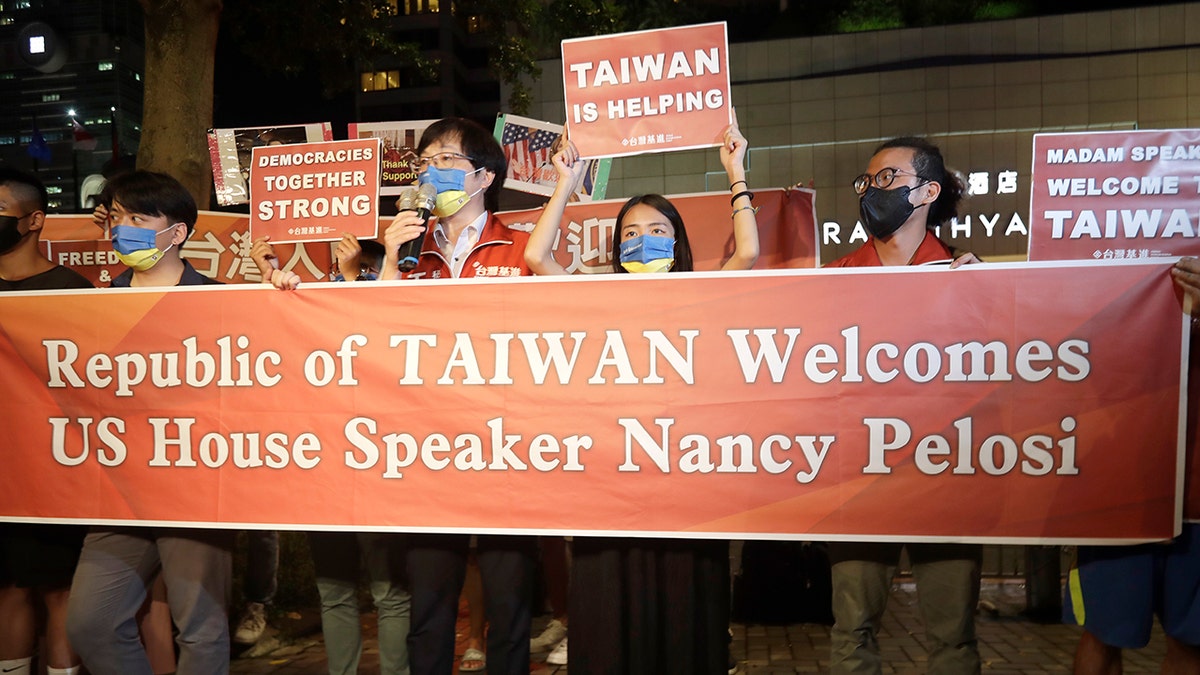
[853,167,926,195]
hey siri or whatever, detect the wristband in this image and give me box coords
[729,180,748,191]
[730,190,754,206]
[732,205,759,217]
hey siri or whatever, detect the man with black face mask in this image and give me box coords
[824,137,982,675]
[0,168,90,675]
[0,168,91,291]
[827,136,977,269]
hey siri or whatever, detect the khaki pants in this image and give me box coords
[829,543,981,675]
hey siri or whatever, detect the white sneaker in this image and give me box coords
[233,601,267,645]
[546,638,568,666]
[530,618,567,651]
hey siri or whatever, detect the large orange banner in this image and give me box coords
[0,261,1187,543]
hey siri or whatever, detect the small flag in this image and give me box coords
[26,121,51,163]
[73,119,97,151]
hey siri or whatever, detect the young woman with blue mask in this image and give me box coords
[523,112,759,675]
[525,110,759,277]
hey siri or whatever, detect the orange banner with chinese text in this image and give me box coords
[40,212,334,286]
[0,261,1187,543]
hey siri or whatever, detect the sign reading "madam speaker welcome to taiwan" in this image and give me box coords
[1030,129,1200,260]
[0,261,1188,543]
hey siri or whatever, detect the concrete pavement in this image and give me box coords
[230,579,1168,674]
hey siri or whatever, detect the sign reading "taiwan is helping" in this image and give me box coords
[1029,129,1200,261]
[0,261,1187,543]
[562,22,731,159]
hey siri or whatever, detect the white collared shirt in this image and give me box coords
[432,211,488,278]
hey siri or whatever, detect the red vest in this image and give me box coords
[403,213,532,280]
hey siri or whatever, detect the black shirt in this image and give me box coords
[111,260,223,287]
[0,265,93,291]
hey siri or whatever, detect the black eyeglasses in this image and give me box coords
[853,167,926,195]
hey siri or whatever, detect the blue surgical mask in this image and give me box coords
[111,224,167,254]
[111,224,177,271]
[619,234,676,273]
[420,165,484,218]
[419,165,469,193]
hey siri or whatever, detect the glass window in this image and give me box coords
[97,62,113,71]
[360,72,374,92]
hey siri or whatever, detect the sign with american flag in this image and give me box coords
[493,114,610,201]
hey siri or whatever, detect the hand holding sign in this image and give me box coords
[550,137,589,200]
[718,108,747,181]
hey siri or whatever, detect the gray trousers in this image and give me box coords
[65,527,233,675]
[309,531,411,675]
[829,543,981,675]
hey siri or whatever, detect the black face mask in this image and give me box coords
[859,185,921,239]
[0,214,27,254]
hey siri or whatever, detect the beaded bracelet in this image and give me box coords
[732,205,759,217]
[730,190,754,206]
[729,179,748,191]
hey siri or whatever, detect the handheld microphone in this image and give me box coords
[395,181,437,272]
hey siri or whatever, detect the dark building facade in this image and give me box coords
[356,0,499,127]
[0,0,143,212]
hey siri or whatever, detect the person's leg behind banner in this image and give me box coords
[359,532,411,675]
[828,543,900,675]
[908,543,982,675]
[477,535,535,675]
[66,529,160,675]
[406,534,468,675]
[310,531,365,675]
[1160,523,1200,673]
[157,530,232,675]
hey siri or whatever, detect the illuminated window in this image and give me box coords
[0,136,14,145]
[46,186,62,194]
[47,200,61,209]
[41,93,59,102]
[97,62,113,71]
[0,73,13,80]
[361,71,401,92]
[398,0,438,13]
[0,17,13,26]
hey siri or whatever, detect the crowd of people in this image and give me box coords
[0,114,1197,675]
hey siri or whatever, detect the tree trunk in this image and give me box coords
[137,0,222,208]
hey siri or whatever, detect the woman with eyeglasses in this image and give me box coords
[524,113,758,675]
[825,136,983,675]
